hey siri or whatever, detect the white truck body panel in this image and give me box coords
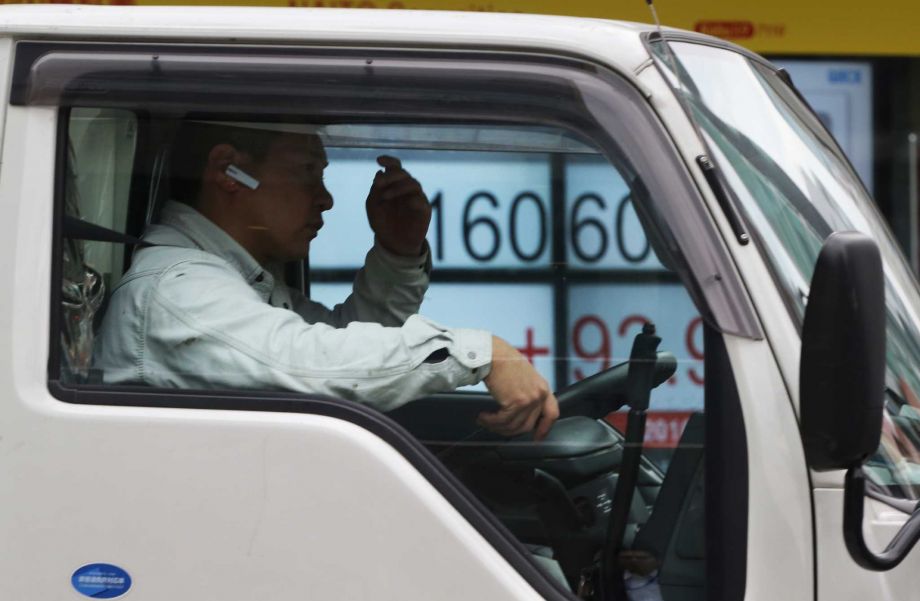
[0,5,916,601]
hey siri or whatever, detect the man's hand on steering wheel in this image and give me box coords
[480,336,560,441]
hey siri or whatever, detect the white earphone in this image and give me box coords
[225,164,261,190]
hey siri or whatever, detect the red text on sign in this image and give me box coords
[606,411,693,449]
[516,327,549,366]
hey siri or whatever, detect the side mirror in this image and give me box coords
[800,231,920,570]
[800,231,884,470]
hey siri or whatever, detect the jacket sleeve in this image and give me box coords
[141,256,491,411]
[293,241,432,328]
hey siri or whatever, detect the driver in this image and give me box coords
[95,121,559,440]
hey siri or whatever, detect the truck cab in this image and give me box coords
[0,5,918,600]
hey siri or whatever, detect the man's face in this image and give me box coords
[241,133,332,263]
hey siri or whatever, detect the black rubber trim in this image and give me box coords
[10,40,597,107]
[641,30,776,71]
[696,155,750,246]
[48,381,575,599]
[550,153,570,389]
[47,106,69,380]
[704,323,748,601]
[844,467,920,570]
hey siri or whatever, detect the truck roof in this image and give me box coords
[0,5,680,78]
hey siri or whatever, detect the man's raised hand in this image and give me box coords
[366,155,432,257]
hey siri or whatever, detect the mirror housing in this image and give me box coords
[800,231,885,471]
[800,231,920,571]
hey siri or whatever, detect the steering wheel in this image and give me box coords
[556,351,677,419]
[386,350,677,448]
[385,350,677,591]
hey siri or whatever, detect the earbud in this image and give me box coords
[225,164,260,190]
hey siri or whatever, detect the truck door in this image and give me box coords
[2,32,774,600]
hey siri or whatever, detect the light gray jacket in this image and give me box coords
[95,201,491,411]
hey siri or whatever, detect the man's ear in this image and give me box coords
[206,143,247,193]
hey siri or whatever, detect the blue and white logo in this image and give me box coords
[71,563,132,598]
[828,69,862,84]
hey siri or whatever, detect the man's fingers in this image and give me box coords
[477,391,547,438]
[377,155,402,170]
[375,170,415,190]
[518,404,544,436]
[533,394,560,441]
[533,417,552,441]
[376,168,409,182]
[369,171,414,205]
[368,158,408,196]
[511,390,551,437]
[498,404,536,436]
[381,178,424,202]
[370,157,427,206]
[476,409,515,435]
[368,171,417,205]
[477,408,541,438]
[368,170,386,194]
[477,403,529,435]
[480,337,558,439]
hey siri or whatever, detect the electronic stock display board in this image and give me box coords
[309,148,704,445]
[773,60,873,193]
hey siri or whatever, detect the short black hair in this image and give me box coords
[169,121,285,204]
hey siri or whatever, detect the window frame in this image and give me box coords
[646,34,920,507]
[35,40,751,599]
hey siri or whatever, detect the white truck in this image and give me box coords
[0,5,918,600]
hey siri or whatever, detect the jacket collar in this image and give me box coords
[146,200,275,295]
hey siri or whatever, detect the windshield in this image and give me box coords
[654,40,920,500]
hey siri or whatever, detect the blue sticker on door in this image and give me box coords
[71,563,132,598]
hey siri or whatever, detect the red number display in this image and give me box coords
[572,315,611,380]
[606,411,693,448]
[571,313,704,386]
[686,317,704,386]
[515,327,550,366]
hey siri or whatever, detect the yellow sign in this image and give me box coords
[3,0,918,56]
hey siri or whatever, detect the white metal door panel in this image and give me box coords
[0,106,544,601]
[0,405,547,601]
[814,490,920,601]
[721,336,814,601]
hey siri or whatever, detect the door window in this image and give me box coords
[34,44,752,597]
[61,108,137,381]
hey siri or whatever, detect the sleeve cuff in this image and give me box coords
[369,239,432,277]
[448,328,493,386]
